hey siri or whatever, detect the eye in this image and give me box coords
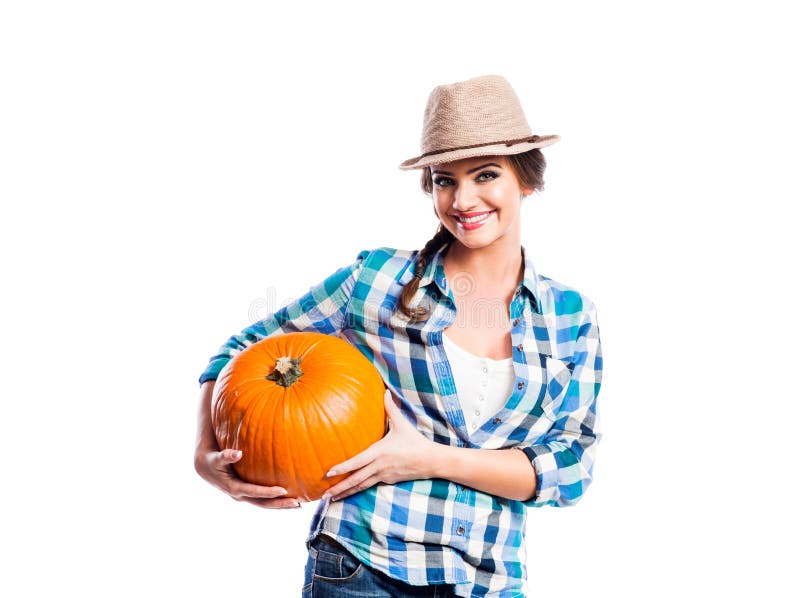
[476,170,499,182]
[433,176,455,188]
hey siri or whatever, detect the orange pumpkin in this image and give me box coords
[211,331,387,501]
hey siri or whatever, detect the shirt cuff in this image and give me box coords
[519,444,584,507]
[198,360,228,385]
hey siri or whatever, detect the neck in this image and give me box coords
[444,238,524,290]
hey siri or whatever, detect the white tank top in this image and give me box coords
[442,332,517,435]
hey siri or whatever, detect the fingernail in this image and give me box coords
[292,501,301,509]
[326,469,337,477]
[321,492,330,501]
[278,488,288,495]
[231,450,242,458]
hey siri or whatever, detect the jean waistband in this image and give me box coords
[314,533,351,554]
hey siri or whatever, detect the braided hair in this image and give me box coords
[397,225,454,321]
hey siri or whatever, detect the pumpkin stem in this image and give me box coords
[266,356,304,387]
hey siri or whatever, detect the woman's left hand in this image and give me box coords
[322,389,439,502]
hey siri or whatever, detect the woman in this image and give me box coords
[195,75,603,597]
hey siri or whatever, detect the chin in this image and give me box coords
[453,234,495,249]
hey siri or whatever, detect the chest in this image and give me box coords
[443,293,514,360]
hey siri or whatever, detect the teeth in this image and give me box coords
[457,212,492,224]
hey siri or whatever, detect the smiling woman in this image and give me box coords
[194,74,603,598]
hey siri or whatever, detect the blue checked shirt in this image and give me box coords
[199,243,603,598]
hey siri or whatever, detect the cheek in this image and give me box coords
[432,195,447,218]
[492,183,522,208]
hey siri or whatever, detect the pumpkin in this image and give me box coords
[211,331,387,501]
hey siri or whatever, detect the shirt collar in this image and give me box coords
[416,242,542,314]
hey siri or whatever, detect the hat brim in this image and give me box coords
[398,135,560,170]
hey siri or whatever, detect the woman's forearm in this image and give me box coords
[195,380,219,456]
[430,444,537,502]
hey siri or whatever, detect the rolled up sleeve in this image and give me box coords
[198,249,370,385]
[521,304,603,507]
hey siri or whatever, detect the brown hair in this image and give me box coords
[397,148,547,321]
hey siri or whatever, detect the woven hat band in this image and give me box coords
[418,135,544,160]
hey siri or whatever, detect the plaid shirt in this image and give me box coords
[199,243,603,597]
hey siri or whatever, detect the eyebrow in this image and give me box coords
[431,162,503,176]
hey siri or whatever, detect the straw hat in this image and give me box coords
[399,75,559,170]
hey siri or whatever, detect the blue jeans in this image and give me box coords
[302,534,457,597]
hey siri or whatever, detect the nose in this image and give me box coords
[452,180,479,211]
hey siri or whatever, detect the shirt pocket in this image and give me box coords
[498,352,571,442]
[538,355,574,422]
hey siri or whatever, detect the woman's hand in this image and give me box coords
[194,447,303,509]
[322,389,440,502]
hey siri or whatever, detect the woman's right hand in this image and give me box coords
[195,379,301,509]
[194,446,301,509]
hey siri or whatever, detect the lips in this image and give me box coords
[453,209,495,230]
[454,210,493,219]
[453,210,495,224]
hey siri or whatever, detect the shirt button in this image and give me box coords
[471,423,477,429]
[514,288,521,296]
[478,394,485,401]
[513,318,520,326]
[516,344,524,352]
[482,366,488,373]
[517,381,525,389]
[475,409,480,416]
[457,526,465,535]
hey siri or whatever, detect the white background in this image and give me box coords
[2,1,798,596]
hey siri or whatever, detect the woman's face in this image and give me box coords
[431,155,532,251]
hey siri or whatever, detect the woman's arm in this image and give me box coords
[432,444,536,502]
[518,303,602,507]
[322,390,537,502]
[195,250,370,506]
[198,250,369,385]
